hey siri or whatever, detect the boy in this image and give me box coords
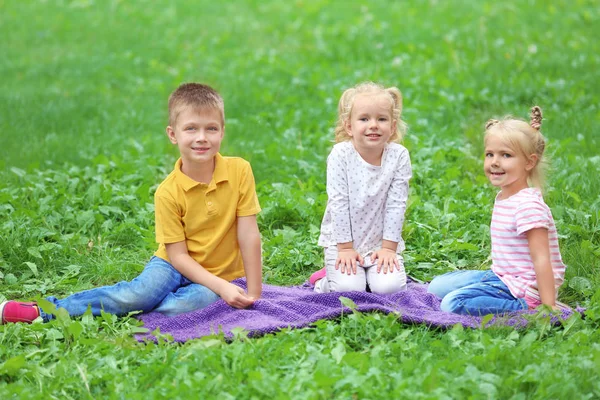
[1,83,262,324]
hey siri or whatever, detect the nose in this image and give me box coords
[194,129,208,142]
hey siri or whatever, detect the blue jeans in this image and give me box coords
[427,270,528,315]
[41,256,220,322]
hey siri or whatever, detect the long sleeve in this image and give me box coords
[326,148,353,244]
[383,148,412,243]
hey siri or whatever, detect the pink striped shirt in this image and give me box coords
[490,188,566,308]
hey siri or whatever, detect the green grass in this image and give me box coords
[1,0,599,398]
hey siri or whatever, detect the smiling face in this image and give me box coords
[345,93,396,162]
[484,134,537,199]
[166,106,224,168]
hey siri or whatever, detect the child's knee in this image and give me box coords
[427,275,449,297]
[329,279,367,293]
[439,291,463,313]
[369,277,406,295]
[157,293,220,316]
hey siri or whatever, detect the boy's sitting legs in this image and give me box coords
[1,256,211,324]
[153,283,219,316]
[41,256,185,321]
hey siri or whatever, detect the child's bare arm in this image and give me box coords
[166,241,255,309]
[237,215,263,300]
[526,228,557,308]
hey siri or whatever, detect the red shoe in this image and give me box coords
[309,268,327,286]
[0,301,40,324]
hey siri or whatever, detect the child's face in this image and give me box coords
[166,107,224,167]
[346,93,396,155]
[484,134,536,198]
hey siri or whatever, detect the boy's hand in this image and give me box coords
[372,248,399,274]
[336,249,364,275]
[219,282,256,309]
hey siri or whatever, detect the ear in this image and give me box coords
[525,154,538,171]
[166,126,177,144]
[391,118,397,135]
[344,119,353,137]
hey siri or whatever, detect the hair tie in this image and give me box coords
[530,106,543,130]
[485,119,500,130]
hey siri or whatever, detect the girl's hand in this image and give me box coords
[536,303,560,312]
[372,248,399,274]
[336,249,364,275]
[219,282,256,309]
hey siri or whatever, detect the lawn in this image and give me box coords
[1,0,599,398]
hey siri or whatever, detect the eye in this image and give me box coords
[185,126,196,131]
[485,152,493,157]
[379,117,388,122]
[502,153,512,158]
[359,117,368,122]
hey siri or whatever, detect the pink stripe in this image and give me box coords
[493,211,514,218]
[492,240,529,245]
[494,258,533,264]
[519,221,549,228]
[515,205,546,214]
[492,264,532,273]
[491,233,528,240]
[491,227,517,233]
[491,232,528,238]
[492,238,560,250]
[490,227,525,234]
[493,250,531,255]
[493,272,534,283]
[493,269,532,277]
[495,250,560,257]
[494,254,532,261]
[493,252,564,262]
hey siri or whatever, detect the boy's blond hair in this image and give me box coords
[334,82,407,143]
[484,106,547,190]
[168,83,225,126]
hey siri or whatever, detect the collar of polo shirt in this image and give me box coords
[173,153,229,192]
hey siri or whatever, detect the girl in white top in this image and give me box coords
[428,107,567,314]
[311,82,412,294]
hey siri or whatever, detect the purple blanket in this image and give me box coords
[135,278,573,343]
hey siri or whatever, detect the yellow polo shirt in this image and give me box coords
[153,154,261,281]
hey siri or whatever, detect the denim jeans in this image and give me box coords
[427,270,528,315]
[41,256,220,322]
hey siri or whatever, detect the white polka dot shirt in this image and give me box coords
[318,141,412,255]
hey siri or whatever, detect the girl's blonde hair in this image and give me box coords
[484,106,547,190]
[334,82,407,143]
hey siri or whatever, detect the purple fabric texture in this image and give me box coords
[135,278,574,343]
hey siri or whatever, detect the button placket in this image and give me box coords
[206,186,217,215]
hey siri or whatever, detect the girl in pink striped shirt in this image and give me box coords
[428,106,567,315]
